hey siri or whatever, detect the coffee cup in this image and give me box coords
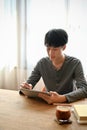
[56,105,71,121]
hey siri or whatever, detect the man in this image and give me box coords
[20,28,87,104]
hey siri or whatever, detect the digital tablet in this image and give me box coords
[19,88,50,98]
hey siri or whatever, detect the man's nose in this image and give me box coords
[49,49,54,54]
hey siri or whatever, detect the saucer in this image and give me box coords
[54,118,72,125]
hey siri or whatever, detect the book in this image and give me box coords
[73,104,87,124]
[19,88,50,98]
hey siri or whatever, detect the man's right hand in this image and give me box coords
[20,82,32,90]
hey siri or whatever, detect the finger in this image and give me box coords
[39,93,53,104]
[20,83,30,89]
[49,91,58,96]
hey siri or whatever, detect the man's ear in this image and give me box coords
[62,45,66,50]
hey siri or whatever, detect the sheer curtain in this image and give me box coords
[0,0,18,89]
[26,0,87,80]
[0,0,68,90]
[0,0,27,90]
[65,0,87,77]
[26,0,67,67]
[0,0,87,90]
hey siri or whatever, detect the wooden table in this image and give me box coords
[0,89,87,130]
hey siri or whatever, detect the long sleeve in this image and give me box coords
[65,61,87,102]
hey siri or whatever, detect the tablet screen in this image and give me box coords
[19,88,50,98]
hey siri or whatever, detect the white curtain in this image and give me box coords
[0,0,87,90]
[0,0,27,90]
[26,0,67,67]
[0,0,18,90]
[65,0,87,77]
[26,0,87,78]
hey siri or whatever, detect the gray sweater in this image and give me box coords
[27,55,87,102]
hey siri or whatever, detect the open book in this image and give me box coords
[73,104,87,124]
[19,88,50,98]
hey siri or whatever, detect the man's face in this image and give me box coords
[46,46,65,62]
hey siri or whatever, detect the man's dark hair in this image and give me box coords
[44,29,68,47]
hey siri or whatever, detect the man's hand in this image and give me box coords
[20,82,32,90]
[38,91,67,104]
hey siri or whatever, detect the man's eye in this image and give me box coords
[53,48,57,51]
[47,47,50,50]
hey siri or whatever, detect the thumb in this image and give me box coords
[49,91,58,96]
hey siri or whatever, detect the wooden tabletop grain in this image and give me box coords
[0,89,87,130]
